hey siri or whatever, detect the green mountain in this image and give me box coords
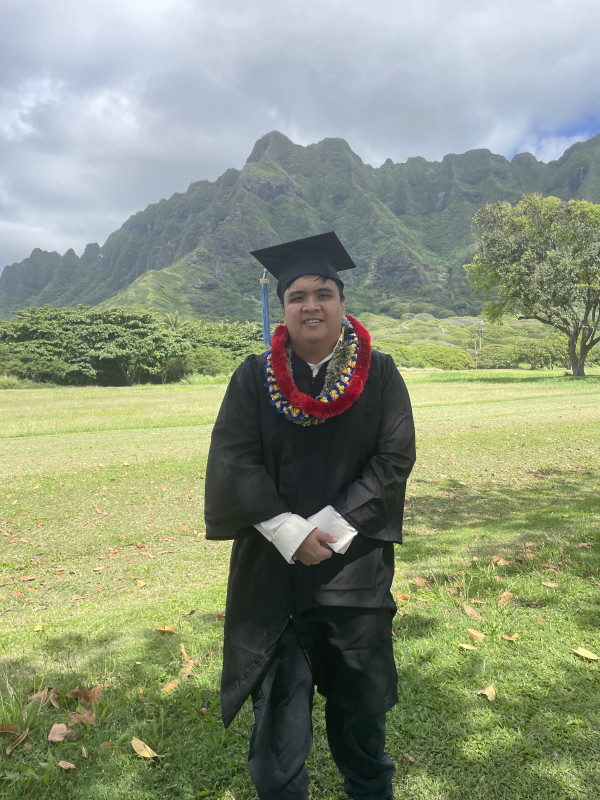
[3,131,600,321]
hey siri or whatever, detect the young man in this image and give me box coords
[204,232,416,800]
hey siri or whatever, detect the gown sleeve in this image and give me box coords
[332,354,416,538]
[204,355,290,539]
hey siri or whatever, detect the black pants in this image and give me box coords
[248,610,396,800]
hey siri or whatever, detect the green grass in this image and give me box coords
[1,372,599,799]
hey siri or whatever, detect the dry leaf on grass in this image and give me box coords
[161,679,179,693]
[155,624,176,634]
[58,761,76,770]
[28,686,60,709]
[477,685,496,701]
[542,581,559,588]
[131,737,162,758]
[490,556,509,566]
[396,593,410,603]
[68,710,97,726]
[501,633,519,642]
[6,728,28,756]
[570,647,599,662]
[67,684,102,706]
[458,643,478,651]
[0,724,18,735]
[48,723,76,743]
[467,628,485,642]
[409,576,430,589]
[462,603,483,620]
[499,591,513,607]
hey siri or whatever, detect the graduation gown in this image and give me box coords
[204,348,416,726]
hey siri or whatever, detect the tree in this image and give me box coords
[0,306,190,386]
[465,194,600,376]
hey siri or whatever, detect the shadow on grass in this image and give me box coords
[404,465,598,562]
[1,465,598,799]
[387,648,600,800]
[417,372,600,385]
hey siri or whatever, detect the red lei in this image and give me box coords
[269,315,371,421]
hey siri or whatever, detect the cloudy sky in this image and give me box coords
[2,0,600,269]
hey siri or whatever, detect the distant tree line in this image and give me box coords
[1,305,597,387]
[0,306,263,386]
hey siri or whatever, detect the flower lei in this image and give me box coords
[264,315,371,426]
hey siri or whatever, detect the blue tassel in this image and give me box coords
[260,269,271,346]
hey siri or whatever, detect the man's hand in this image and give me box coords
[293,527,338,566]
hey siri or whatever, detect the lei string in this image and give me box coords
[264,315,371,426]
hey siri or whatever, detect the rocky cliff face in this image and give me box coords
[3,131,600,321]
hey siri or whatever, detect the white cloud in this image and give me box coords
[2,0,600,268]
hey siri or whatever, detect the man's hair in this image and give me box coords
[281,275,345,303]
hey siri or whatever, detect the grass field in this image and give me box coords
[1,370,599,799]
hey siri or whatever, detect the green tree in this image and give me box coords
[465,194,600,376]
[476,344,516,369]
[0,306,190,386]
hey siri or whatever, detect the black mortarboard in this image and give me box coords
[251,231,356,299]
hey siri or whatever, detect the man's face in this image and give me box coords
[281,275,345,356]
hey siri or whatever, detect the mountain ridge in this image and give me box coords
[3,130,600,321]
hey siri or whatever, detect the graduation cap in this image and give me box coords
[251,231,356,300]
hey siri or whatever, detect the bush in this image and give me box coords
[411,344,474,370]
[476,344,516,369]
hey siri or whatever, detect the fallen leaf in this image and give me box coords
[135,580,146,587]
[66,684,102,706]
[20,576,35,582]
[216,613,225,621]
[82,746,89,758]
[0,724,18,735]
[100,741,115,750]
[28,686,60,708]
[570,647,599,662]
[68,710,97,726]
[518,551,535,561]
[467,628,485,642]
[58,761,76,770]
[131,737,161,758]
[161,679,179,693]
[70,595,85,601]
[445,587,458,596]
[490,556,509,566]
[155,624,176,634]
[578,542,593,548]
[396,593,410,603]
[182,608,197,617]
[409,576,430,589]
[48,723,76,743]
[458,643,477,651]
[501,633,519,642]
[6,727,28,756]
[405,754,416,763]
[477,685,496,701]
[524,541,535,548]
[542,581,559,588]
[462,603,482,620]
[499,591,513,607]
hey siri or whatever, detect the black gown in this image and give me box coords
[204,348,416,726]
